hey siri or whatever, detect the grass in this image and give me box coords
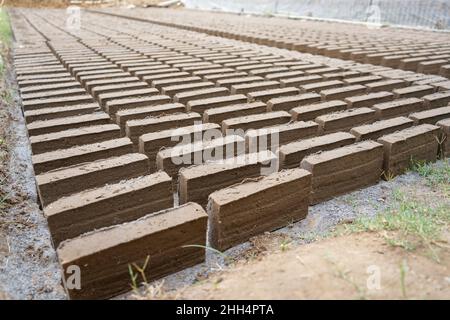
[412,160,450,194]
[338,188,449,259]
[0,8,11,76]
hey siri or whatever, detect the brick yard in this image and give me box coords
[0,5,449,300]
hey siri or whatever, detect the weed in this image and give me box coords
[411,159,450,191]
[399,259,408,299]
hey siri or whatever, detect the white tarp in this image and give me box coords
[182,0,450,30]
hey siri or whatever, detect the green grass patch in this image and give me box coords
[412,160,450,187]
[0,8,12,76]
[338,189,450,258]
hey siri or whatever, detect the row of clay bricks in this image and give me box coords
[97,8,450,76]
[55,118,450,299]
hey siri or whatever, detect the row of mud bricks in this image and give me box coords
[10,8,450,299]
[94,7,450,77]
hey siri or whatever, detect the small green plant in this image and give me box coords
[128,255,150,293]
[411,160,450,189]
[399,259,408,299]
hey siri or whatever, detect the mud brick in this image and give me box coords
[246,121,319,152]
[79,72,130,86]
[381,55,410,67]
[409,106,450,125]
[174,87,230,105]
[290,100,347,121]
[57,202,207,299]
[45,172,172,246]
[440,65,450,78]
[105,95,171,119]
[151,76,202,90]
[320,85,367,100]
[290,63,324,71]
[20,88,88,101]
[377,124,440,177]
[322,71,362,81]
[208,169,311,251]
[305,67,341,75]
[183,63,222,72]
[24,103,100,123]
[30,124,121,155]
[422,91,450,109]
[279,132,356,169]
[18,77,76,88]
[399,56,429,71]
[26,113,111,136]
[372,98,424,120]
[179,151,277,207]
[71,65,117,75]
[22,95,94,111]
[230,81,280,95]
[135,67,180,78]
[247,87,300,103]
[249,67,290,77]
[85,76,140,93]
[156,135,245,180]
[300,80,343,93]
[141,71,190,83]
[16,66,67,76]
[139,123,220,169]
[126,112,202,144]
[267,93,321,112]
[222,111,291,134]
[17,72,72,82]
[36,153,149,206]
[393,85,434,99]
[280,75,324,89]
[343,75,383,86]
[433,80,450,91]
[192,68,234,77]
[365,79,407,93]
[162,82,215,96]
[116,103,185,133]
[350,117,414,141]
[98,88,158,108]
[32,138,133,175]
[437,118,450,157]
[75,68,123,82]
[418,59,448,74]
[344,91,394,109]
[204,71,248,82]
[203,102,266,124]
[187,94,247,113]
[301,141,383,204]
[91,82,149,99]
[265,70,305,81]
[216,76,264,89]
[20,82,82,95]
[315,107,377,133]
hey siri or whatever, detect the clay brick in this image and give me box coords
[203,101,266,124]
[24,103,100,123]
[246,121,319,152]
[174,87,230,105]
[315,107,377,133]
[231,81,280,95]
[300,80,343,93]
[204,71,248,82]
[162,82,215,96]
[301,141,383,204]
[18,76,76,88]
[186,95,247,114]
[320,85,367,100]
[279,132,356,169]
[377,124,440,177]
[344,91,394,109]
[409,106,450,125]
[20,82,81,94]
[422,91,450,109]
[32,138,133,174]
[343,75,383,85]
[365,79,407,93]
[279,75,323,88]
[22,95,94,111]
[105,95,171,119]
[90,82,149,99]
[267,93,321,112]
[57,202,207,299]
[372,98,424,120]
[45,172,172,246]
[265,70,305,81]
[36,153,149,206]
[30,124,121,155]
[216,76,264,89]
[98,88,158,108]
[156,135,245,180]
[126,112,202,144]
[179,151,277,207]
[437,118,450,157]
[247,87,300,103]
[27,113,111,136]
[350,117,414,141]
[290,100,347,121]
[208,169,311,251]
[151,76,202,90]
[85,76,140,93]
[222,111,291,134]
[139,123,220,169]
[393,85,435,99]
[116,103,185,133]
